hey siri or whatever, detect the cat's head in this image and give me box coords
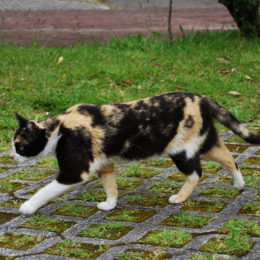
[10,113,48,165]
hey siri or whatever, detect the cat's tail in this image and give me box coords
[206,97,260,144]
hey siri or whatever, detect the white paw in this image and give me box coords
[169,194,182,204]
[19,201,38,214]
[234,179,245,190]
[97,200,116,211]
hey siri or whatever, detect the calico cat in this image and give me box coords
[10,92,260,214]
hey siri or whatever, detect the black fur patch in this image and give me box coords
[103,94,185,159]
[14,128,48,157]
[78,105,106,127]
[199,125,218,154]
[184,115,194,128]
[56,125,93,184]
[170,152,202,177]
[199,98,211,136]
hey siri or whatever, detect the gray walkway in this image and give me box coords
[0,127,259,259]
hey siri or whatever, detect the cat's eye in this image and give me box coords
[19,144,24,151]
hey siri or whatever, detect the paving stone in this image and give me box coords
[0,126,259,259]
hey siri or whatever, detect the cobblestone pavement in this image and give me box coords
[0,126,259,259]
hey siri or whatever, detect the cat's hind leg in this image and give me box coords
[97,164,118,211]
[204,137,244,189]
[169,152,202,203]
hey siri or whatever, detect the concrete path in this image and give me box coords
[0,126,259,259]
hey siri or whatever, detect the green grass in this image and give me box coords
[149,181,181,193]
[199,187,240,199]
[78,223,133,240]
[1,31,259,150]
[52,204,98,217]
[105,208,155,222]
[238,203,260,217]
[0,233,45,250]
[115,249,171,260]
[200,232,254,257]
[160,210,215,228]
[120,164,161,179]
[182,200,227,213]
[218,218,260,237]
[45,239,110,259]
[138,229,193,248]
[19,214,74,233]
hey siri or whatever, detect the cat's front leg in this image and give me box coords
[97,164,118,211]
[19,180,80,214]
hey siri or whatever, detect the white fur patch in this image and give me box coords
[19,180,80,214]
[169,194,182,204]
[232,169,245,189]
[167,133,207,159]
[187,171,200,182]
[238,124,249,138]
[89,157,108,173]
[97,198,117,211]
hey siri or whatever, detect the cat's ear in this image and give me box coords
[15,113,28,128]
[27,121,40,132]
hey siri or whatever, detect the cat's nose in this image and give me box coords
[10,152,15,160]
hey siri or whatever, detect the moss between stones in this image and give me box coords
[149,181,181,193]
[201,163,222,174]
[52,204,98,218]
[105,208,155,223]
[218,218,260,237]
[0,180,28,193]
[115,249,171,260]
[188,253,227,260]
[0,167,11,174]
[33,158,58,169]
[0,212,18,225]
[139,158,173,168]
[0,256,15,260]
[160,210,215,228]
[0,233,45,250]
[238,203,260,217]
[138,229,193,248]
[199,187,240,199]
[9,170,53,181]
[120,165,161,179]
[255,150,260,155]
[0,155,16,165]
[77,190,125,202]
[45,239,110,259]
[167,172,207,182]
[126,194,169,208]
[214,175,233,185]
[226,135,246,143]
[0,198,26,208]
[199,236,255,257]
[96,177,142,191]
[181,200,227,213]
[19,214,74,233]
[78,223,133,240]
[253,191,260,201]
[243,157,260,165]
[225,143,250,153]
